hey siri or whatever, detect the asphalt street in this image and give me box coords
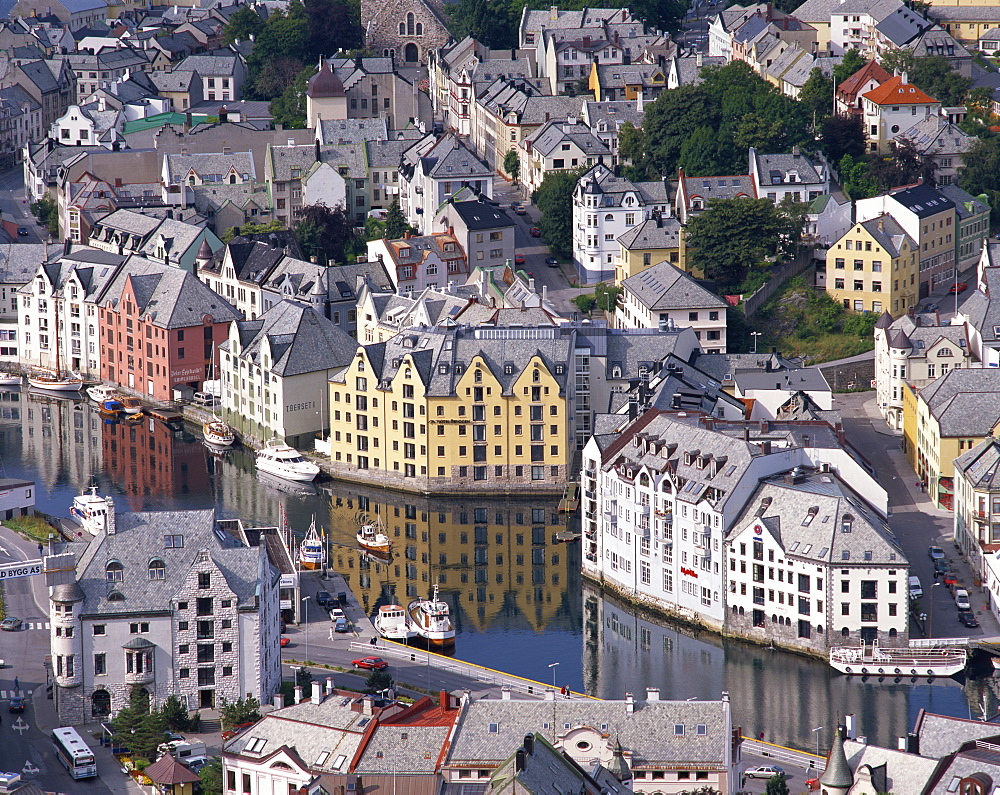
[0,168,45,243]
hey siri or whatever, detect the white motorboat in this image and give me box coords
[120,396,143,415]
[87,385,118,404]
[297,517,326,570]
[70,487,111,535]
[373,604,417,642]
[357,514,391,555]
[28,371,83,392]
[203,419,235,447]
[829,640,967,677]
[407,584,455,648]
[0,373,22,386]
[256,439,320,482]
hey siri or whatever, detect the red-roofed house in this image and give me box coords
[861,73,941,153]
[834,59,891,117]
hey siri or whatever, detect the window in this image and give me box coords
[106,561,123,582]
[148,559,165,580]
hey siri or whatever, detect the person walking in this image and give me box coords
[13,676,18,691]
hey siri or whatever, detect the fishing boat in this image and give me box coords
[27,370,84,392]
[407,584,455,647]
[357,514,391,555]
[256,439,320,482]
[203,418,235,447]
[87,385,118,403]
[297,518,326,570]
[373,604,417,642]
[120,396,143,415]
[69,487,111,535]
[829,640,967,678]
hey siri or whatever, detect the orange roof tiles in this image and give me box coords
[862,75,938,106]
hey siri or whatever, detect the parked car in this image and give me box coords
[545,256,559,266]
[514,254,526,266]
[329,607,346,621]
[334,617,350,633]
[186,758,209,774]
[315,591,332,607]
[928,546,945,560]
[8,696,24,713]
[745,765,784,779]
[958,610,980,628]
[352,656,389,670]
[513,206,527,215]
[933,558,950,575]
[221,722,257,741]
[955,589,972,610]
[950,282,968,294]
[0,617,22,631]
[908,575,923,600]
[280,636,290,647]
[529,227,541,237]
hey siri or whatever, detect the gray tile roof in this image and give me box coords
[593,63,666,90]
[73,507,270,616]
[266,144,318,182]
[925,743,1000,794]
[752,150,826,187]
[913,712,1000,760]
[682,174,755,203]
[899,116,974,158]
[521,7,631,34]
[416,135,493,181]
[616,217,681,251]
[929,5,1000,22]
[855,214,913,259]
[149,69,200,93]
[735,366,831,394]
[581,100,644,132]
[954,436,1000,490]
[177,53,241,77]
[165,150,256,184]
[447,696,730,769]
[621,260,727,312]
[355,725,451,774]
[137,216,211,261]
[523,119,610,158]
[689,351,801,381]
[489,733,600,793]
[842,739,938,792]
[938,183,989,219]
[317,117,388,146]
[918,368,1000,436]
[446,198,515,231]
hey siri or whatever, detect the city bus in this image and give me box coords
[51,726,97,779]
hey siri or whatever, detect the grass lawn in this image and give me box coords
[3,513,59,543]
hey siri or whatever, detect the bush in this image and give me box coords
[573,294,596,315]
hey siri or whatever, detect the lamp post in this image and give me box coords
[812,726,824,760]
[751,331,762,353]
[302,595,311,665]
[929,581,942,639]
[548,662,560,690]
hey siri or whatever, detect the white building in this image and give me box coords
[614,261,729,352]
[726,470,907,653]
[860,74,940,153]
[519,118,611,197]
[46,502,282,725]
[954,437,1000,619]
[573,163,670,285]
[49,100,123,148]
[748,146,830,205]
[732,367,833,420]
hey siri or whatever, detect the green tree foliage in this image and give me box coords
[959,136,1000,225]
[503,148,521,182]
[573,293,597,314]
[29,195,58,237]
[219,696,262,731]
[383,199,409,239]
[685,197,794,290]
[832,49,867,84]
[838,153,878,200]
[880,51,972,106]
[866,137,937,190]
[269,65,316,129]
[595,283,622,312]
[820,113,865,163]
[222,6,264,45]
[765,772,790,795]
[365,669,393,694]
[221,219,286,243]
[798,67,833,126]
[199,759,224,795]
[112,686,168,765]
[447,0,519,48]
[160,695,190,732]
[304,0,363,57]
[617,121,653,180]
[630,0,687,33]
[533,169,581,258]
[244,3,311,100]
[295,203,359,264]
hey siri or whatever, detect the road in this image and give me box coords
[0,168,45,243]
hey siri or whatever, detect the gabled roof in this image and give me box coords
[862,75,938,106]
[621,260,726,312]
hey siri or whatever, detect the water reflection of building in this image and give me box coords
[325,484,578,636]
[21,393,102,492]
[101,415,208,499]
[583,582,924,752]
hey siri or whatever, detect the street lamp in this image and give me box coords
[548,662,560,690]
[929,582,942,639]
[302,596,311,665]
[751,331,762,353]
[812,726,824,761]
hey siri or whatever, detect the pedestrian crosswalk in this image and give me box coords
[0,690,26,699]
[26,622,48,630]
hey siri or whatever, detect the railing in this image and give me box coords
[908,637,969,648]
[741,738,824,771]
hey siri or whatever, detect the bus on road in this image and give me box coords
[52,726,97,779]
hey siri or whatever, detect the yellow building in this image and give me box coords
[824,214,918,317]
[325,325,574,495]
[614,216,684,283]
[589,63,666,102]
[927,6,1000,45]
[902,369,1000,510]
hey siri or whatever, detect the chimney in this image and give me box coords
[845,714,857,740]
[104,496,116,535]
[515,749,527,772]
[646,687,660,701]
[524,734,535,755]
[448,225,454,236]
[549,4,557,20]
[760,440,772,455]
[501,686,512,700]
[404,230,412,239]
[901,71,908,85]
[294,685,303,703]
[625,693,635,714]
[696,51,702,67]
[326,677,334,695]
[878,216,884,231]
[311,681,322,705]
[273,693,285,709]
[545,688,556,701]
[362,697,374,715]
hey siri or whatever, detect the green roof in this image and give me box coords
[122,112,209,134]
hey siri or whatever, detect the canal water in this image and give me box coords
[5,389,995,751]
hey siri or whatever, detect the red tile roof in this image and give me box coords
[862,75,938,106]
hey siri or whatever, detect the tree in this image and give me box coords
[160,695,190,732]
[959,136,1000,225]
[833,49,867,84]
[303,0,363,57]
[880,51,972,106]
[269,64,315,129]
[678,126,726,176]
[838,153,878,200]
[594,283,622,312]
[573,293,597,314]
[383,199,409,239]
[245,4,310,100]
[765,772,790,795]
[219,696,262,731]
[630,0,687,34]
[222,6,264,45]
[798,67,833,127]
[221,219,286,243]
[29,195,58,237]
[533,169,582,259]
[255,58,308,105]
[199,759,224,795]
[685,197,792,290]
[866,137,936,190]
[447,0,518,49]
[503,148,521,183]
[820,113,865,163]
[111,686,167,765]
[365,669,393,694]
[295,203,359,264]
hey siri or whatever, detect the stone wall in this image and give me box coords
[361,0,451,63]
[819,358,875,393]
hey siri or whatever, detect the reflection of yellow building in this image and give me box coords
[325,326,573,495]
[325,486,572,634]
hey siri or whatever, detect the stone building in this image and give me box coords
[361,0,451,64]
[47,501,282,725]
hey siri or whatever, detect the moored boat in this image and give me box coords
[100,397,124,414]
[203,419,235,447]
[87,385,118,403]
[829,640,967,677]
[256,439,320,482]
[0,373,22,386]
[120,396,143,415]
[297,518,326,570]
[28,371,84,392]
[70,487,111,535]
[407,584,455,647]
[373,604,417,642]
[357,514,391,555]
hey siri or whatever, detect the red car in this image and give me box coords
[280,636,290,647]
[950,282,968,294]
[529,227,541,237]
[514,254,526,266]
[352,656,389,670]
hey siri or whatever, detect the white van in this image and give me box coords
[192,391,218,407]
[908,576,923,599]
[955,588,971,610]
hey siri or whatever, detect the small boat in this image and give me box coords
[357,514,391,555]
[87,385,118,403]
[374,604,417,642]
[407,584,455,648]
[100,397,124,414]
[256,439,320,482]
[203,418,235,447]
[0,373,22,386]
[829,640,967,678]
[298,518,326,570]
[70,487,111,535]
[120,396,143,415]
[28,370,84,392]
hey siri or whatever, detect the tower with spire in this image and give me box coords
[819,725,854,795]
[306,60,347,129]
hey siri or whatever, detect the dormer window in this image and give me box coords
[106,561,123,582]
[148,558,165,580]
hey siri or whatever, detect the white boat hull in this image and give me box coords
[29,377,83,392]
[830,644,967,677]
[257,459,319,482]
[204,422,235,447]
[0,376,22,386]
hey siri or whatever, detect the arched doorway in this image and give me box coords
[92,689,111,718]
[404,43,418,62]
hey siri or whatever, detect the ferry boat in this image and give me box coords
[357,514,391,555]
[87,385,118,404]
[297,518,326,570]
[203,419,235,447]
[373,604,417,642]
[256,439,320,482]
[69,487,111,535]
[27,370,84,392]
[120,396,143,415]
[407,584,455,648]
[829,640,967,677]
